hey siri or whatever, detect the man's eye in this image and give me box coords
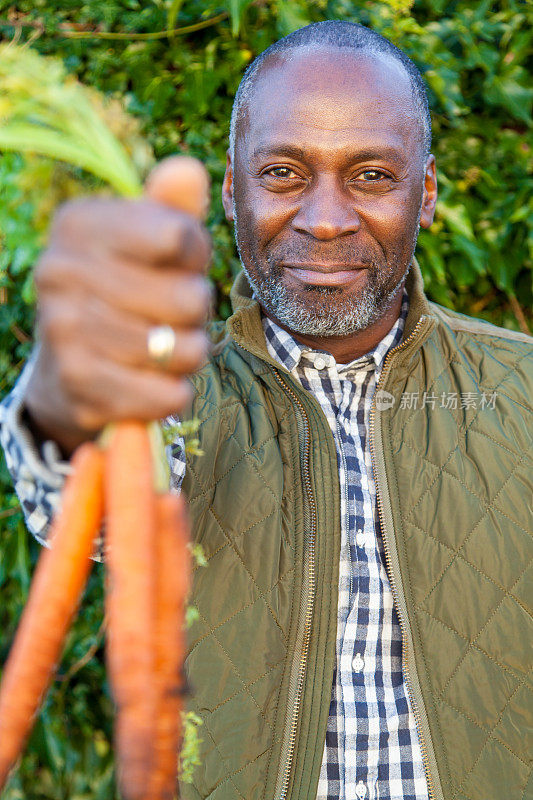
[266,167,297,178]
[357,170,387,181]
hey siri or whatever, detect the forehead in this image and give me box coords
[237,47,421,161]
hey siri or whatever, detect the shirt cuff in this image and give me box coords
[0,348,103,560]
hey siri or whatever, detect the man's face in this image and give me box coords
[222,48,437,337]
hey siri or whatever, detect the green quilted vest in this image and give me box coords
[180,261,532,800]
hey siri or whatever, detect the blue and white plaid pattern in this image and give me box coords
[263,290,429,800]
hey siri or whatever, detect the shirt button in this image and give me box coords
[352,653,365,672]
[314,356,327,370]
[356,781,367,799]
[356,529,366,547]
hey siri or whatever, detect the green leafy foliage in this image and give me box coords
[0,43,150,196]
[0,0,531,795]
[179,712,203,784]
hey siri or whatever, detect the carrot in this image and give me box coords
[104,421,158,800]
[0,442,105,790]
[148,492,191,800]
[141,156,207,798]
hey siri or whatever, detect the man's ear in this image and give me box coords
[419,155,438,229]
[222,149,234,222]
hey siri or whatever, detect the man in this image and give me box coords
[1,20,531,800]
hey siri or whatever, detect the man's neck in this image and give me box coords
[261,281,406,363]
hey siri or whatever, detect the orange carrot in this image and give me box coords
[149,492,191,800]
[104,421,158,800]
[141,156,207,797]
[0,442,105,790]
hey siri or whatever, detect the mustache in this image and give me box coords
[266,242,382,269]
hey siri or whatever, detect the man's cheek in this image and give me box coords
[250,193,294,230]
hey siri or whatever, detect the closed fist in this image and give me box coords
[25,158,212,455]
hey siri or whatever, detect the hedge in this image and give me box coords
[0,0,531,796]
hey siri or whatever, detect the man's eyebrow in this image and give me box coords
[251,143,408,166]
[252,144,306,161]
[345,146,408,166]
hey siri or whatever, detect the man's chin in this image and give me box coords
[279,274,374,315]
[261,272,407,336]
[261,287,381,336]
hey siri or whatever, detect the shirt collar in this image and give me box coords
[262,288,409,374]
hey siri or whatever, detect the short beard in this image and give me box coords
[233,200,420,337]
[243,257,409,336]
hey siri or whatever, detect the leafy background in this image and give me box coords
[0,0,531,796]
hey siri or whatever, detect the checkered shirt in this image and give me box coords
[262,290,430,800]
[0,290,429,799]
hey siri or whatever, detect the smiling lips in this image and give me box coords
[282,263,368,287]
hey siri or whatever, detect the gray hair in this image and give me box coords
[229,20,432,162]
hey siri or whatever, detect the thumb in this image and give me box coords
[144,155,210,221]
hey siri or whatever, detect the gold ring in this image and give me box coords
[147,325,176,368]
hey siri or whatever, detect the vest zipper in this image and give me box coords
[369,316,443,800]
[271,369,318,800]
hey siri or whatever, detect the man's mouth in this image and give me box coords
[281,263,368,287]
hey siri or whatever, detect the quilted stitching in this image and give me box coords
[417,607,527,687]
[180,354,299,800]
[189,569,294,654]
[409,523,531,631]
[389,325,532,798]
[392,340,531,446]
[405,446,530,609]
[443,663,529,765]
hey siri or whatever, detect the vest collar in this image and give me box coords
[227,258,435,367]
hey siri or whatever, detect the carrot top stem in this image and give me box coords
[99,421,169,493]
[147,420,171,494]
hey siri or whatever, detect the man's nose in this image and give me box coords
[291,176,361,239]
